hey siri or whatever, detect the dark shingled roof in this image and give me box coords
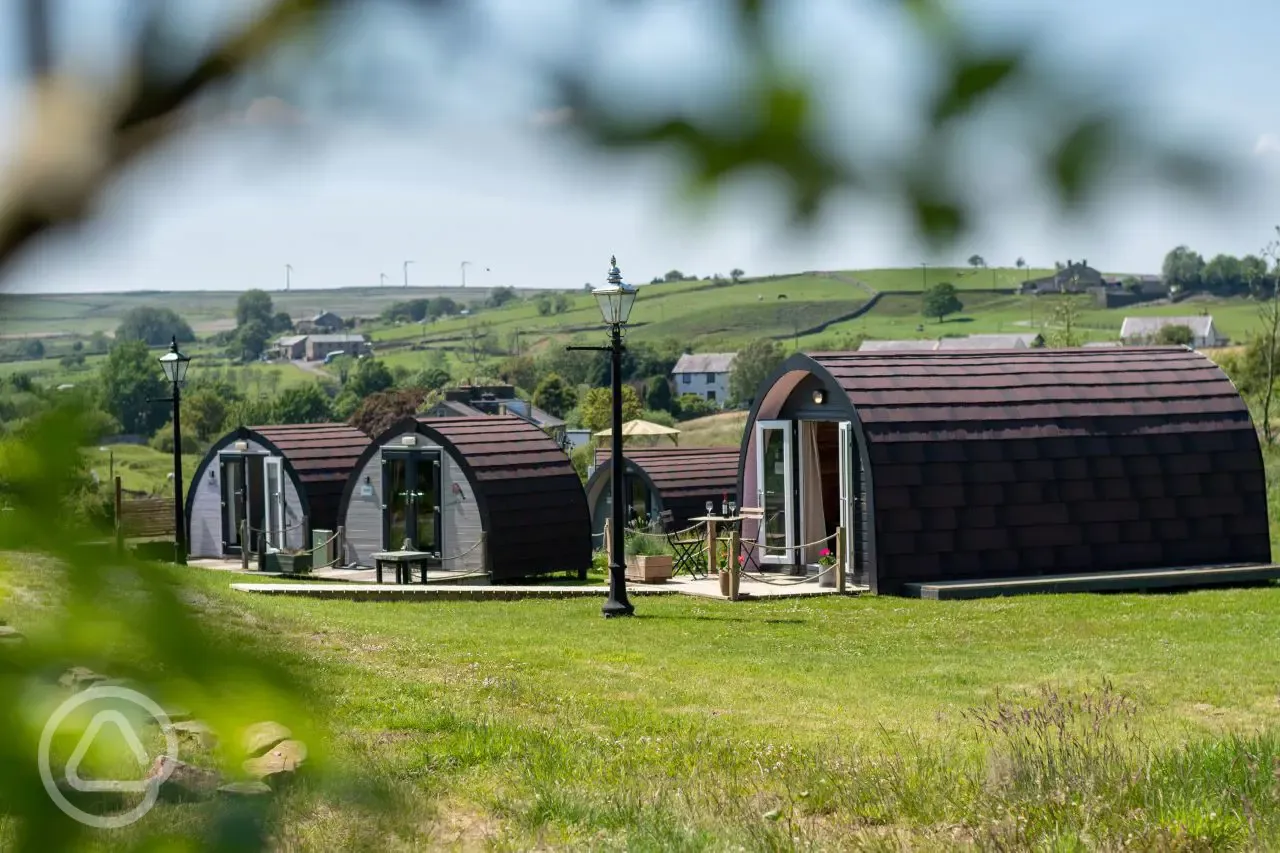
[591,447,740,529]
[248,423,372,532]
[414,415,590,581]
[745,347,1270,595]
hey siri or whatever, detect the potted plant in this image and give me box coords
[624,533,673,583]
[817,546,837,588]
[266,548,313,575]
[717,543,743,598]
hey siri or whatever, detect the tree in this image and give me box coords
[1153,324,1194,346]
[235,289,274,328]
[17,339,44,360]
[273,383,333,424]
[497,355,537,391]
[730,268,745,282]
[236,319,271,361]
[1242,254,1269,298]
[968,254,986,268]
[663,270,686,282]
[271,311,295,332]
[115,306,196,346]
[407,366,453,392]
[348,387,428,436]
[533,373,577,418]
[646,376,673,413]
[182,389,231,442]
[729,338,786,405]
[97,340,168,436]
[345,358,395,398]
[580,385,642,433]
[460,319,494,372]
[486,286,517,308]
[1203,254,1244,295]
[922,282,964,322]
[427,297,458,319]
[1015,257,1026,270]
[553,293,573,314]
[1161,245,1206,293]
[674,393,717,420]
[1045,297,1085,348]
[1254,229,1280,443]
[535,294,553,316]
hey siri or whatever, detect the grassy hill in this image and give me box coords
[1,267,1270,382]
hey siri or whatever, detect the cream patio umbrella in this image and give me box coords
[593,419,682,446]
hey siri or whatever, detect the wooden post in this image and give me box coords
[257,525,267,572]
[336,525,346,569]
[113,476,123,556]
[835,526,846,594]
[241,518,250,571]
[706,519,718,578]
[728,529,741,601]
[603,518,612,562]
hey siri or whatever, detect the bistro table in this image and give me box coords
[689,515,744,578]
[371,550,435,584]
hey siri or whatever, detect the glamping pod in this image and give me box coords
[738,347,1271,596]
[187,423,372,558]
[585,447,740,534]
[337,415,591,581]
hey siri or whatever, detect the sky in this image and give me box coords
[0,0,1279,295]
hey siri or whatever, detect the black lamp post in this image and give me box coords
[157,337,191,565]
[568,256,638,618]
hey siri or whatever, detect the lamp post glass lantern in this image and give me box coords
[592,256,638,618]
[159,337,191,564]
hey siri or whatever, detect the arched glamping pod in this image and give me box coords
[739,348,1272,597]
[585,448,740,534]
[187,424,372,558]
[337,415,591,582]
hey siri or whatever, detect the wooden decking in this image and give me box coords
[903,563,1280,600]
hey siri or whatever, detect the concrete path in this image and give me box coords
[225,574,858,602]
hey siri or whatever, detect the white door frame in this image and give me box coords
[263,456,285,552]
[755,419,795,565]
[838,420,855,578]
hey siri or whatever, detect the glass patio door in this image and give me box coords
[221,455,245,551]
[382,451,442,554]
[384,454,411,550]
[755,420,794,565]
[411,455,440,554]
[838,420,855,580]
[263,457,285,552]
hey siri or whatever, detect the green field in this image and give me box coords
[0,269,1271,382]
[88,444,202,495]
[7,562,1280,849]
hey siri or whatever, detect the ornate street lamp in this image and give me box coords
[569,256,638,617]
[157,337,191,564]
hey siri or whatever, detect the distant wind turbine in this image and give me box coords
[461,261,491,288]
[379,272,388,288]
[285,263,293,292]
[403,260,414,288]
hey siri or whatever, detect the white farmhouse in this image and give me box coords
[671,352,736,407]
[1119,316,1227,349]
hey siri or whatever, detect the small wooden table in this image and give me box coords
[371,550,435,584]
[690,515,744,577]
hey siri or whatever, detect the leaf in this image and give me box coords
[1047,116,1116,208]
[930,50,1025,126]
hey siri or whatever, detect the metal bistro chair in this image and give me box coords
[661,510,706,579]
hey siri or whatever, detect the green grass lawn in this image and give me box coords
[88,444,202,495]
[5,563,1280,849]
